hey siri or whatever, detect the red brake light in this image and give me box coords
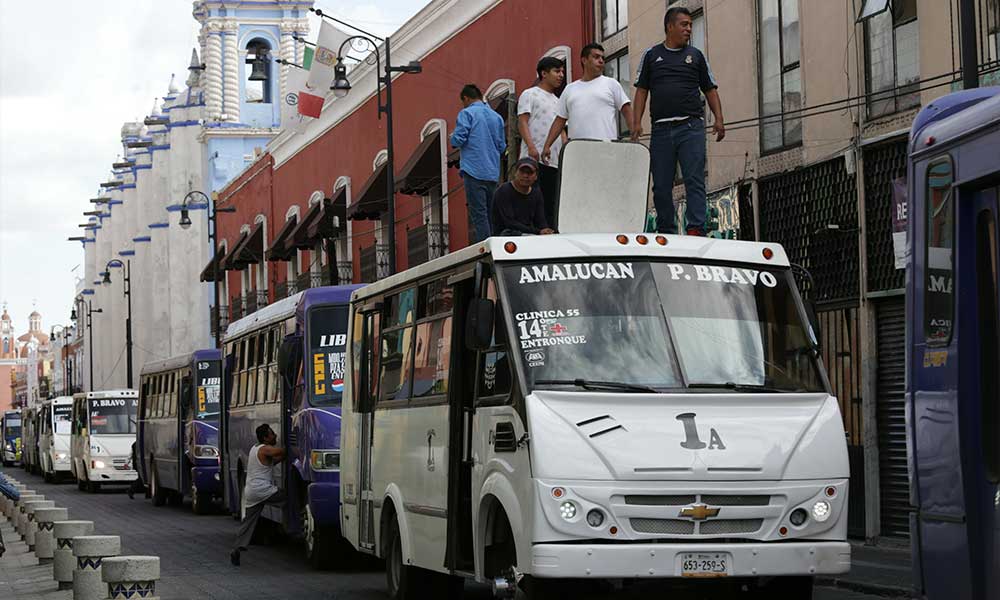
[616,235,628,245]
[636,235,649,245]
[762,247,774,260]
[504,242,517,254]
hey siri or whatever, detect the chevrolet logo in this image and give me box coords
[679,504,720,520]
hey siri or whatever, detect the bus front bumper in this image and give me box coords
[530,541,850,579]
[191,466,221,495]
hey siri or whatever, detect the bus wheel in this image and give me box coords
[753,576,813,599]
[191,480,212,515]
[86,480,101,493]
[386,516,427,600]
[151,468,167,506]
[304,504,334,569]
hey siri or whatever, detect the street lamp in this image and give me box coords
[178,190,236,348]
[326,29,422,275]
[103,258,134,389]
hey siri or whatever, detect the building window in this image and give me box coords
[604,51,631,138]
[865,0,919,118]
[691,10,706,52]
[602,0,628,38]
[245,39,272,104]
[759,0,801,153]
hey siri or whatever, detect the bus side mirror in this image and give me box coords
[466,299,495,351]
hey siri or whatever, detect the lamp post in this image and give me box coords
[50,325,66,396]
[103,259,133,388]
[328,32,422,275]
[179,190,236,348]
[77,302,103,392]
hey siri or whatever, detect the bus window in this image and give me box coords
[353,310,381,412]
[412,280,454,401]
[380,290,416,404]
[976,207,1000,483]
[169,372,178,417]
[231,341,242,407]
[53,403,71,435]
[925,156,955,344]
[258,330,271,404]
[475,278,512,403]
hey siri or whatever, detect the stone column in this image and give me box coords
[15,493,43,536]
[204,20,224,120]
[54,520,95,590]
[24,499,54,549]
[34,507,68,562]
[73,535,121,600]
[222,19,240,122]
[102,556,160,600]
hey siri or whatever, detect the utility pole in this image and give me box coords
[960,0,979,90]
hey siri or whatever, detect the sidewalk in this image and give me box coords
[817,539,914,597]
[0,517,70,600]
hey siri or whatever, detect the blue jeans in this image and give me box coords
[650,118,707,234]
[463,174,497,242]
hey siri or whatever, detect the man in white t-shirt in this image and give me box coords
[517,56,567,228]
[542,43,633,163]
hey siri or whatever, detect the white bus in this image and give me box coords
[38,396,73,482]
[340,234,850,599]
[70,390,139,492]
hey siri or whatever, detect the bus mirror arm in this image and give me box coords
[805,301,822,349]
[465,299,495,351]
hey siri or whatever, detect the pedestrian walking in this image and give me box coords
[491,157,555,236]
[450,84,507,243]
[517,56,567,228]
[541,43,633,161]
[631,6,726,236]
[230,423,286,566]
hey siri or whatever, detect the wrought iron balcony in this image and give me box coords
[275,281,296,299]
[256,289,268,309]
[408,222,449,267]
[212,305,230,333]
[296,271,312,292]
[244,293,257,315]
[337,261,353,285]
[230,296,243,322]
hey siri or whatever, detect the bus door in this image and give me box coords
[961,182,1000,599]
[355,303,381,552]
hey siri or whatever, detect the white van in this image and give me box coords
[38,396,73,482]
[71,390,139,492]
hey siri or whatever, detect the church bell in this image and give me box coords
[247,51,269,82]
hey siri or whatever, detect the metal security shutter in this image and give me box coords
[876,297,909,538]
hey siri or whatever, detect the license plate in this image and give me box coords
[680,552,731,577]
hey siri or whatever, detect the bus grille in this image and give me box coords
[700,495,770,506]
[624,495,696,506]
[699,519,764,535]
[630,518,695,535]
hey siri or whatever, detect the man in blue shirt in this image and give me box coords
[450,84,507,242]
[632,6,726,236]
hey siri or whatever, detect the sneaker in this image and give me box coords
[230,550,240,566]
[686,227,705,237]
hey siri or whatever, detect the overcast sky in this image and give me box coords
[0,1,417,338]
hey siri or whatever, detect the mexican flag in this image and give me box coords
[282,46,314,131]
[298,21,349,118]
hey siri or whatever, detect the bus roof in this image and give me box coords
[42,396,73,406]
[73,390,138,400]
[352,234,790,302]
[910,87,1000,156]
[140,348,221,377]
[224,285,365,341]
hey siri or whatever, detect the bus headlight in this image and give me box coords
[55,452,67,460]
[812,500,831,522]
[92,460,106,469]
[559,501,577,520]
[310,450,340,471]
[194,445,219,458]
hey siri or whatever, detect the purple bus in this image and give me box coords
[138,349,222,514]
[222,285,362,569]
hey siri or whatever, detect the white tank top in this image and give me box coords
[243,443,278,510]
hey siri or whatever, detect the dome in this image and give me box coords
[29,310,40,318]
[1,309,10,322]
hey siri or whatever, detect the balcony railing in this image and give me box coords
[274,281,295,299]
[256,289,268,310]
[230,296,243,322]
[337,261,353,285]
[212,305,230,333]
[408,223,449,267]
[244,293,257,315]
[296,271,312,292]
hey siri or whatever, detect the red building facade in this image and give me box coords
[214,0,593,316]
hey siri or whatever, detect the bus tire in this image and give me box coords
[192,480,213,515]
[86,481,101,493]
[753,576,813,599]
[385,516,427,600]
[77,476,86,491]
[304,504,335,569]
[151,467,167,507]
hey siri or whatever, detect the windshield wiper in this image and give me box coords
[687,382,797,393]
[534,379,658,393]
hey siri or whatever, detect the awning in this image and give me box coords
[395,131,442,196]
[306,187,346,239]
[266,215,298,261]
[286,200,323,251]
[223,230,249,271]
[227,222,263,270]
[200,245,228,282]
[347,161,389,221]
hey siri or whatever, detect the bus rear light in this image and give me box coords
[503,242,517,254]
[636,235,649,245]
[551,487,565,499]
[762,247,774,260]
[655,235,667,246]
[616,235,628,245]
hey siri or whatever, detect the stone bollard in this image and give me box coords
[16,494,44,537]
[24,499,55,550]
[102,556,160,600]
[73,535,121,600]
[54,521,95,590]
[34,507,68,563]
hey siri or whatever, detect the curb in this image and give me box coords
[816,576,914,597]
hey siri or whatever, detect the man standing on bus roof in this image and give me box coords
[230,423,285,566]
[450,83,507,243]
[631,6,725,237]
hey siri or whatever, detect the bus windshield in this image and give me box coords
[88,397,138,435]
[195,360,221,420]
[4,419,19,438]
[500,260,824,393]
[307,305,350,406]
[53,405,72,435]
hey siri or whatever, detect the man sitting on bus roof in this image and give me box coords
[230,423,286,566]
[491,157,556,237]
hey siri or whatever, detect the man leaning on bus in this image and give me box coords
[230,423,285,566]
